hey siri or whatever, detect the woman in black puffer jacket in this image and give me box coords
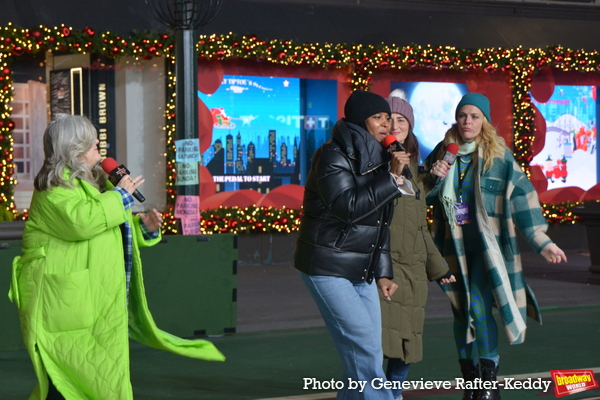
[295,90,412,400]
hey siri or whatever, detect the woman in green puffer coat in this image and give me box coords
[379,95,455,400]
[9,115,224,400]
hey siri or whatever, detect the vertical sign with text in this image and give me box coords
[88,59,116,160]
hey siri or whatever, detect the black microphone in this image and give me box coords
[101,157,146,203]
[434,143,459,185]
[383,135,412,180]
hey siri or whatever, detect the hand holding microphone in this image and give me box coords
[432,143,459,185]
[101,157,146,202]
[383,135,412,180]
[117,174,145,197]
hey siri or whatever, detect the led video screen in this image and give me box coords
[198,75,337,192]
[390,81,468,162]
[531,85,598,191]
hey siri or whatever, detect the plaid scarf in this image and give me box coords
[113,187,158,306]
[439,140,478,225]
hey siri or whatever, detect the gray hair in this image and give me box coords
[34,115,107,191]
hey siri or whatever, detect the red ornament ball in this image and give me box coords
[12,46,24,56]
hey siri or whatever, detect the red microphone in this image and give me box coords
[434,142,459,185]
[101,157,145,202]
[383,135,412,180]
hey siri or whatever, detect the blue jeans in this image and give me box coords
[386,358,410,399]
[301,273,394,400]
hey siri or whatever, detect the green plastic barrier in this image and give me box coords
[0,234,238,352]
[140,234,238,337]
[0,240,26,352]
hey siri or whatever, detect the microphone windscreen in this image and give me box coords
[101,157,119,174]
[446,142,459,155]
[383,135,397,148]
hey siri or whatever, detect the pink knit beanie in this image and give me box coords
[386,96,414,130]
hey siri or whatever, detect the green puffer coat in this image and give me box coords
[8,176,224,400]
[379,163,449,364]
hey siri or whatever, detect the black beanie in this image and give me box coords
[344,90,391,126]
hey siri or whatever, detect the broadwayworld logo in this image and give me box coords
[551,370,599,397]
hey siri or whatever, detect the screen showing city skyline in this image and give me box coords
[199,75,301,191]
[198,74,337,192]
[199,75,301,165]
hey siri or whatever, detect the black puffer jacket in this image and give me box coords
[294,119,402,283]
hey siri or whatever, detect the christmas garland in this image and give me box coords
[200,205,302,234]
[1,24,598,232]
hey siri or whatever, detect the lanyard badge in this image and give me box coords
[455,156,473,225]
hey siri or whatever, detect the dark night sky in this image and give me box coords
[2,0,600,50]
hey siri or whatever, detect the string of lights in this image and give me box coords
[198,205,302,234]
[0,24,596,230]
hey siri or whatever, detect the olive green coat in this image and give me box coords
[379,163,449,363]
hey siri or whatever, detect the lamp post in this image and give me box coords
[146,0,223,230]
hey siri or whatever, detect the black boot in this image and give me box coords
[458,359,480,400]
[477,358,501,400]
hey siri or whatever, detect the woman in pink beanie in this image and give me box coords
[379,94,455,400]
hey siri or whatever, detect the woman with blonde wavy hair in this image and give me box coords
[422,93,567,400]
[435,116,506,173]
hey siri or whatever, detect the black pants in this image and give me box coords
[47,377,66,400]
